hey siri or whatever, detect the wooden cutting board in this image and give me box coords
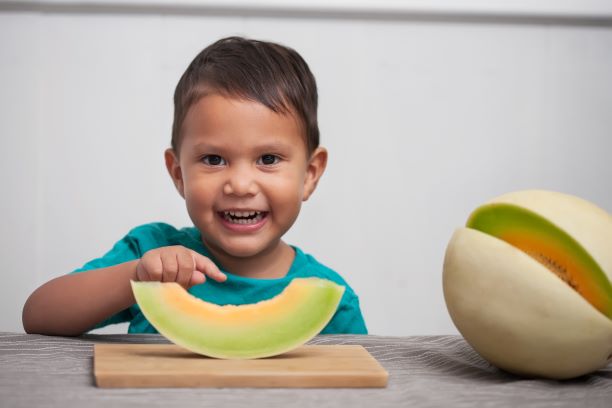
[94,344,388,388]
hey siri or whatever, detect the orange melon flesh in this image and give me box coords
[467,203,612,319]
[130,277,345,359]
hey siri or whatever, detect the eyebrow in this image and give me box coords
[191,142,222,152]
[192,141,293,153]
[253,142,293,152]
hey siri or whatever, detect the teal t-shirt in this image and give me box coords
[71,222,367,335]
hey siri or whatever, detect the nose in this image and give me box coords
[223,164,259,196]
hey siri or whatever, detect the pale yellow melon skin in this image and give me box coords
[443,190,612,379]
[487,190,612,283]
[444,228,612,379]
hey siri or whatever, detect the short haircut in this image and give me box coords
[171,36,319,155]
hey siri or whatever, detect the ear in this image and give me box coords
[302,147,328,201]
[164,148,185,198]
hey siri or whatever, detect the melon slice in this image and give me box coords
[443,190,612,379]
[466,198,612,318]
[130,277,345,359]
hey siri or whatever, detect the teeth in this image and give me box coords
[224,211,260,217]
[222,211,264,224]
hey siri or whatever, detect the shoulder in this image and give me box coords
[126,222,187,240]
[125,222,202,253]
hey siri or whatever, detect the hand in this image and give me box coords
[135,245,226,288]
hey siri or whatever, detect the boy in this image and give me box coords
[22,36,367,336]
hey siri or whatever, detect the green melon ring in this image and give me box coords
[131,277,345,359]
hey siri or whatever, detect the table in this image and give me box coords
[1,332,610,407]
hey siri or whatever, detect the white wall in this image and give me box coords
[1,3,612,335]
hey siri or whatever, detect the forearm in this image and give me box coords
[22,260,139,336]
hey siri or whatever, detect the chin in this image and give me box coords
[224,245,269,259]
[214,237,273,259]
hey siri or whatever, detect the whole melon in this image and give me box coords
[443,190,612,379]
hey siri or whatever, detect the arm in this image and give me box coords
[22,260,139,336]
[22,246,227,337]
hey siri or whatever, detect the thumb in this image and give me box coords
[188,270,206,287]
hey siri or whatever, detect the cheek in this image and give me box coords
[182,176,216,214]
[266,176,304,214]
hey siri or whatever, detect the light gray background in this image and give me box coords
[1,1,611,335]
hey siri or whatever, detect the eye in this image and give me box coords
[201,155,226,166]
[258,154,280,166]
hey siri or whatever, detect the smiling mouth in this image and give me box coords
[219,210,268,225]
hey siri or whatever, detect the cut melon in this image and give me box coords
[130,277,345,359]
[466,199,612,318]
[443,190,612,379]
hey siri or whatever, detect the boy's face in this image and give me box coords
[166,94,326,263]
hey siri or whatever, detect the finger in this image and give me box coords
[141,255,163,282]
[160,250,178,283]
[176,249,195,287]
[188,270,206,287]
[192,251,227,282]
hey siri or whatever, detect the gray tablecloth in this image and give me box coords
[1,331,610,407]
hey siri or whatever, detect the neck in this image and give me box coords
[204,240,295,279]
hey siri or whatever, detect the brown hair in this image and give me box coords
[171,36,319,155]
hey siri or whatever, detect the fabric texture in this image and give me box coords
[71,222,367,335]
[4,332,611,407]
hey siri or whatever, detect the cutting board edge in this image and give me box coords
[95,372,389,388]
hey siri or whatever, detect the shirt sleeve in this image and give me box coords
[70,232,142,330]
[72,233,141,273]
[320,291,368,334]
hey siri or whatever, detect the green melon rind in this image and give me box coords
[488,190,612,283]
[131,278,345,359]
[467,203,612,318]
